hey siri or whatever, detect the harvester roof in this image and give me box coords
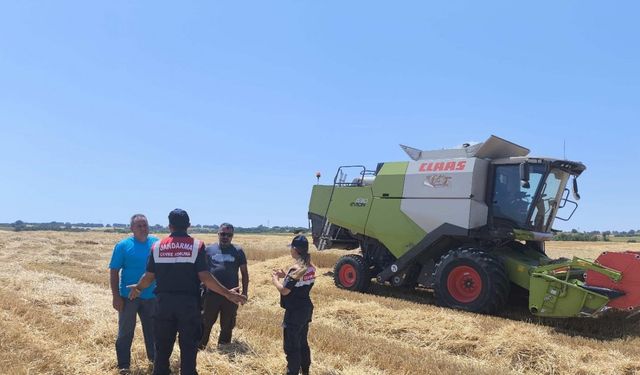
[401,135,529,161]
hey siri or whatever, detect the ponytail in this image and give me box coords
[299,251,311,267]
[290,249,313,280]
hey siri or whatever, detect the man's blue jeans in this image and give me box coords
[116,297,157,369]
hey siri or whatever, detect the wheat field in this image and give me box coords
[1,231,639,375]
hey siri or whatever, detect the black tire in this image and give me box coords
[432,248,510,314]
[334,254,371,292]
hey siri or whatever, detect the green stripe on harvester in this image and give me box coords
[365,162,426,258]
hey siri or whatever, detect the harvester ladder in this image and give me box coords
[318,165,367,251]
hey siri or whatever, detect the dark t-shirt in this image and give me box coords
[147,232,207,296]
[205,243,247,289]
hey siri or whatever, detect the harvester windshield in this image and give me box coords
[492,164,570,232]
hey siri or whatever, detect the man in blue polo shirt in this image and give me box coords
[109,214,158,373]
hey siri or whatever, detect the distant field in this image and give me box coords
[1,232,639,375]
[608,236,640,243]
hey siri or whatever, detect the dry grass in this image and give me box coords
[1,231,640,375]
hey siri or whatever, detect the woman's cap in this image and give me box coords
[289,235,309,252]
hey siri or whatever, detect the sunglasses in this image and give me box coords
[219,232,233,237]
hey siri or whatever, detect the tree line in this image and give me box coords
[2,221,638,241]
[554,229,640,242]
[0,221,307,234]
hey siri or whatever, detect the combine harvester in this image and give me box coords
[308,135,640,318]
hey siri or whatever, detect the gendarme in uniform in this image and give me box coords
[280,236,316,375]
[147,210,207,375]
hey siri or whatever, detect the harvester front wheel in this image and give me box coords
[433,248,509,314]
[334,254,371,292]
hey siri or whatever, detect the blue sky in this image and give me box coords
[1,1,638,231]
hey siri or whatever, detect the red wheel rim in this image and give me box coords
[447,266,482,303]
[339,264,357,287]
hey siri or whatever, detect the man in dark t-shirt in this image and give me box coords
[199,223,249,349]
[128,209,246,375]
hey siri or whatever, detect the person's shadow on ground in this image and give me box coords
[216,339,252,357]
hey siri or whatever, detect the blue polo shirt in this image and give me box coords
[109,236,158,299]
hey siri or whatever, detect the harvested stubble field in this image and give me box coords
[1,232,640,375]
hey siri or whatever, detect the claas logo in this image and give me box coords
[419,160,466,172]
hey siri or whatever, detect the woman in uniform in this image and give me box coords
[271,235,316,375]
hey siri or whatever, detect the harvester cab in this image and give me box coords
[490,157,584,235]
[308,135,640,318]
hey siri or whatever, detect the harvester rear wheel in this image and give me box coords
[334,254,371,292]
[433,248,509,314]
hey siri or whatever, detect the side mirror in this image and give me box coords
[519,162,530,189]
[572,177,581,200]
